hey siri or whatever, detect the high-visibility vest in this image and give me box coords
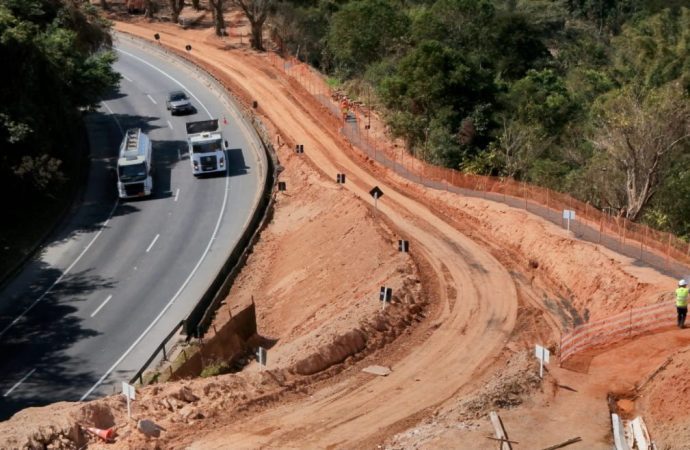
[676,287,689,307]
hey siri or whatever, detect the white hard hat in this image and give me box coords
[680,279,688,286]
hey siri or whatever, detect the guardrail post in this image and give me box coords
[162,342,167,361]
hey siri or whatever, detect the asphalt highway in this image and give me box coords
[0,37,265,420]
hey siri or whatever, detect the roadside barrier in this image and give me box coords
[559,302,675,363]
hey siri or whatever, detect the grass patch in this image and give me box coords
[326,77,341,88]
[200,360,232,378]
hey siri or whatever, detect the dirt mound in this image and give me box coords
[386,350,541,449]
[407,190,673,324]
[293,329,367,375]
[636,347,690,448]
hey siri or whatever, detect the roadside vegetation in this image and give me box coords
[266,0,690,236]
[0,0,119,278]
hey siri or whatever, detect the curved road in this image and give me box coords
[0,37,265,419]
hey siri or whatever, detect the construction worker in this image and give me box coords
[676,279,689,328]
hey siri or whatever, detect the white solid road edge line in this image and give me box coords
[81,166,228,400]
[122,75,133,82]
[174,188,180,202]
[91,295,113,318]
[146,94,157,104]
[3,368,36,397]
[81,47,231,402]
[116,48,213,117]
[0,201,120,339]
[146,234,160,253]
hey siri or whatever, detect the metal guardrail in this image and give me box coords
[116,32,278,385]
[130,320,185,385]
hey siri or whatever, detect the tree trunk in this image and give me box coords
[250,20,263,50]
[144,0,154,18]
[212,0,225,36]
[100,0,109,10]
[232,0,271,51]
[192,0,200,10]
[169,0,184,24]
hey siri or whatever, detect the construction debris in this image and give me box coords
[489,411,512,450]
[487,436,519,444]
[362,365,392,376]
[540,436,582,450]
[612,414,630,450]
[627,416,652,450]
[137,419,163,438]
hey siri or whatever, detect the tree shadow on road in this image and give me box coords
[0,263,117,419]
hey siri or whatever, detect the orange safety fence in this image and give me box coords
[559,302,675,363]
[271,54,690,273]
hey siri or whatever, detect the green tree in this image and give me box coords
[378,40,495,162]
[327,0,409,77]
[505,69,578,135]
[610,7,690,91]
[0,0,119,196]
[591,82,690,220]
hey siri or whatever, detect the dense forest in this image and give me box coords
[0,0,119,261]
[270,0,690,236]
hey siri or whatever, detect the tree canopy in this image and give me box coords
[271,0,690,237]
[0,0,119,198]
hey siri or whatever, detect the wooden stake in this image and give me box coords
[540,437,582,450]
[486,436,519,444]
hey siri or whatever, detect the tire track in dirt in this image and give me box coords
[115,23,519,448]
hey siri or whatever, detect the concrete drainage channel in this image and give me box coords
[116,32,279,386]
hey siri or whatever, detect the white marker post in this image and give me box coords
[257,347,267,370]
[380,286,392,310]
[562,209,576,232]
[121,381,136,419]
[535,344,550,379]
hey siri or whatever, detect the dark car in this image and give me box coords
[166,90,194,115]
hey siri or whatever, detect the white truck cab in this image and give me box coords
[185,119,227,176]
[117,128,153,198]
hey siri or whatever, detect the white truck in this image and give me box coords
[185,119,227,176]
[117,128,153,198]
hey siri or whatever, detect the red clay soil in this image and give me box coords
[0,9,688,450]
